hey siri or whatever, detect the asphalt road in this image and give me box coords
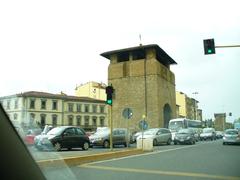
[41,140,240,180]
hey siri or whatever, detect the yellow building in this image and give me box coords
[0,91,107,131]
[176,91,187,118]
[75,81,107,101]
[176,91,201,120]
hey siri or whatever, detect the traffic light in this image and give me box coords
[203,39,215,55]
[105,85,114,105]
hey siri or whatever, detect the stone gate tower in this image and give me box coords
[101,44,177,131]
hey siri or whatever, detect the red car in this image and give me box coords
[24,129,42,145]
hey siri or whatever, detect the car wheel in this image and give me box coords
[167,138,172,145]
[174,141,177,145]
[82,142,89,150]
[223,142,226,145]
[153,139,157,146]
[54,142,61,151]
[103,140,110,148]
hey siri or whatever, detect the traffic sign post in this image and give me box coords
[139,119,148,150]
[139,119,148,130]
[122,108,133,148]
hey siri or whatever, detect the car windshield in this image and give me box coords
[203,129,213,133]
[225,130,238,135]
[47,127,65,136]
[1,1,240,180]
[144,129,158,135]
[177,129,190,134]
[94,130,110,135]
[27,129,42,135]
[169,121,183,130]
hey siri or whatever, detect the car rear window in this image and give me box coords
[225,130,238,135]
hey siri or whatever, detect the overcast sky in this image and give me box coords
[0,0,239,122]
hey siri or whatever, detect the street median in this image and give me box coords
[37,148,143,168]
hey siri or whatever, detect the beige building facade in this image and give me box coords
[214,113,226,131]
[101,44,177,131]
[176,91,202,120]
[0,91,107,131]
[75,81,107,101]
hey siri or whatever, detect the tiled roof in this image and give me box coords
[16,91,105,103]
[100,44,177,65]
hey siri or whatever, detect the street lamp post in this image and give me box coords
[192,92,198,120]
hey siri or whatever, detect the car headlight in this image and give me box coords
[41,138,51,145]
[186,136,190,140]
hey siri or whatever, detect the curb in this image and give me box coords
[37,148,144,168]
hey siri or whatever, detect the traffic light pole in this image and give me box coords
[215,45,240,48]
[109,105,113,151]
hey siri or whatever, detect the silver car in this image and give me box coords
[136,128,172,146]
[89,128,131,148]
[223,129,240,145]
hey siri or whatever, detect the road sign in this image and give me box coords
[139,120,148,130]
[122,108,133,120]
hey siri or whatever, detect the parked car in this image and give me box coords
[216,131,224,139]
[223,129,240,145]
[34,126,90,151]
[174,128,196,145]
[132,131,145,143]
[89,128,131,148]
[24,128,42,145]
[136,128,172,146]
[200,128,216,141]
[41,125,53,135]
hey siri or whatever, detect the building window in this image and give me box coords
[7,100,11,110]
[40,114,46,128]
[84,105,89,113]
[100,106,105,113]
[77,104,81,112]
[76,116,81,126]
[92,105,97,113]
[68,103,74,112]
[14,113,18,120]
[84,116,89,126]
[117,52,129,62]
[30,113,35,126]
[14,99,18,109]
[30,99,35,109]
[52,115,57,126]
[132,50,145,60]
[68,115,73,125]
[52,100,58,110]
[41,99,47,109]
[100,117,105,127]
[92,116,97,126]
